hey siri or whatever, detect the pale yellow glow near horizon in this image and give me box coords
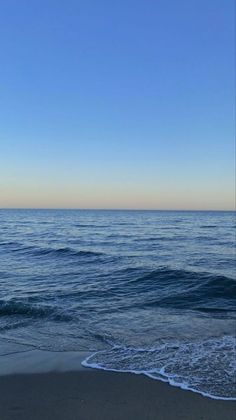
[0,183,235,211]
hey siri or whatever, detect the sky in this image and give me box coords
[0,0,235,210]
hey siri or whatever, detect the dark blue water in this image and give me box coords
[0,209,235,399]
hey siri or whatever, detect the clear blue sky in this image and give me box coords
[0,0,235,209]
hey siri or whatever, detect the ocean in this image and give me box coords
[0,209,235,400]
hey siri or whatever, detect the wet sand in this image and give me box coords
[0,369,235,420]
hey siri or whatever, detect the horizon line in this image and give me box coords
[0,207,235,212]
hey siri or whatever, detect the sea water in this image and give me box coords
[0,209,235,399]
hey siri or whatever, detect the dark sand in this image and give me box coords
[0,369,235,420]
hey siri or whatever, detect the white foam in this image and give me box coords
[81,336,236,401]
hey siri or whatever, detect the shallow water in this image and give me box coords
[0,209,235,399]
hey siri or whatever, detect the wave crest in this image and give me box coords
[0,299,72,321]
[119,267,236,313]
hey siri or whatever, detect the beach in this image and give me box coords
[0,350,235,420]
[1,369,235,420]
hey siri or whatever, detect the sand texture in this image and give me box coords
[0,369,235,420]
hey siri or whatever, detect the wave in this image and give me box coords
[116,267,236,313]
[48,266,235,314]
[0,241,22,248]
[82,335,236,400]
[36,247,104,257]
[74,224,95,228]
[0,300,72,321]
[199,225,217,229]
[133,236,187,242]
[145,276,235,312]
[1,266,234,315]
[4,244,104,258]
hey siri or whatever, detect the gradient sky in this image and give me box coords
[0,0,235,210]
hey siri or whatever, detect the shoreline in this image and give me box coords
[0,349,235,420]
[1,348,234,401]
[0,348,236,402]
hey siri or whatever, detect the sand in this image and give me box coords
[0,350,235,420]
[0,369,235,420]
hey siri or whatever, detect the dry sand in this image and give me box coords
[0,369,235,420]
